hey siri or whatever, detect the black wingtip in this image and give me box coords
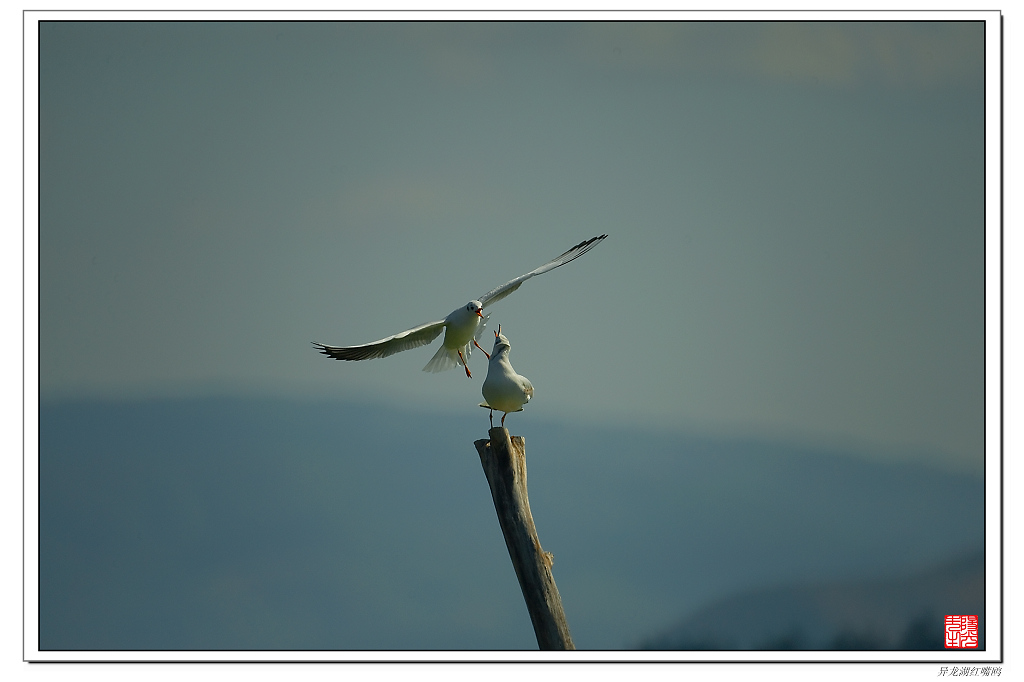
[577,234,605,248]
[311,341,337,359]
[562,234,608,260]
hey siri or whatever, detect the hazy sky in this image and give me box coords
[38,20,987,472]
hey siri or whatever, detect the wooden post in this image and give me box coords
[474,427,575,651]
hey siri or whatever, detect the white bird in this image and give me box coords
[480,326,534,428]
[313,235,606,378]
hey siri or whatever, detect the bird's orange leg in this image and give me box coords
[458,349,472,378]
[500,412,507,427]
[473,339,490,359]
[488,409,494,428]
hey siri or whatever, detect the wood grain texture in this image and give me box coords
[474,427,575,650]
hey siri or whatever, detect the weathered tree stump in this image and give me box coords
[474,427,575,650]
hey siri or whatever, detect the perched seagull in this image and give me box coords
[480,326,534,428]
[313,234,606,378]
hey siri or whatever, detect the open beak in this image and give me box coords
[476,309,484,318]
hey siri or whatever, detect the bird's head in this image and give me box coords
[466,301,484,318]
[492,324,511,353]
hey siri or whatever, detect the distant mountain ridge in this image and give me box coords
[39,396,985,650]
[642,549,984,650]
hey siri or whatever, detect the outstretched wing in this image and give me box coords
[313,319,445,361]
[477,234,607,308]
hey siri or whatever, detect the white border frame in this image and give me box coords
[22,9,1003,666]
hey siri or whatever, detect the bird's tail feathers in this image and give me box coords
[423,344,465,373]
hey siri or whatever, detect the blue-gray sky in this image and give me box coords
[39,20,986,472]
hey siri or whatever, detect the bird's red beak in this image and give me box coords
[476,309,484,318]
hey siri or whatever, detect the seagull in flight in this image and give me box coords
[313,234,606,378]
[480,325,534,428]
